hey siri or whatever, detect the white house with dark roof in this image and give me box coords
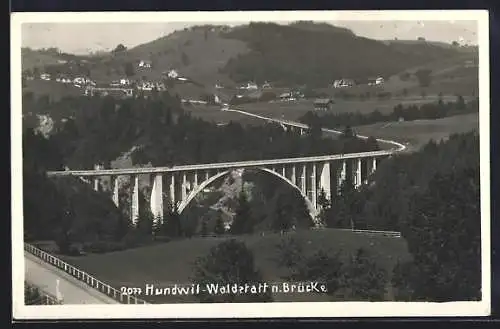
[313,98,335,111]
[138,60,152,68]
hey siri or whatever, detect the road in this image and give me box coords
[221,106,407,152]
[24,252,118,304]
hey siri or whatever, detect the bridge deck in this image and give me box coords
[24,252,118,304]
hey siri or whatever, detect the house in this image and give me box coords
[40,73,51,81]
[332,79,355,88]
[215,83,224,89]
[262,81,272,89]
[246,82,258,90]
[367,77,384,86]
[313,98,334,111]
[279,92,293,101]
[138,60,152,68]
[85,86,134,98]
[110,80,121,87]
[119,78,131,86]
[167,69,179,79]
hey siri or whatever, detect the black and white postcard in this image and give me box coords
[11,10,491,319]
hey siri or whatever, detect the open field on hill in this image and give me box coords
[353,112,479,151]
[23,79,84,101]
[237,95,467,120]
[60,229,410,303]
[184,104,269,126]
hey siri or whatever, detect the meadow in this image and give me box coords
[353,112,479,151]
[60,228,410,303]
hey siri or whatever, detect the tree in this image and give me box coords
[192,239,273,302]
[402,88,408,97]
[162,202,183,237]
[289,249,345,298]
[230,190,253,235]
[135,209,154,238]
[396,167,481,301]
[275,236,305,270]
[200,219,208,236]
[123,62,135,77]
[214,216,226,235]
[452,40,459,47]
[339,248,387,301]
[113,44,127,53]
[415,69,432,87]
[456,94,466,111]
[181,52,190,66]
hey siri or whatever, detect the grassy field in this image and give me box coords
[23,79,84,101]
[184,104,269,126]
[237,95,466,120]
[60,229,410,303]
[353,112,479,151]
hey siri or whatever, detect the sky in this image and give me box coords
[21,20,478,55]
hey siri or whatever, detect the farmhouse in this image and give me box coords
[138,60,152,68]
[313,98,334,111]
[279,92,293,101]
[40,73,51,81]
[85,86,134,98]
[166,69,179,79]
[262,81,272,89]
[367,77,384,86]
[332,79,355,88]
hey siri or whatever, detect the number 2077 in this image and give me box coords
[120,287,142,296]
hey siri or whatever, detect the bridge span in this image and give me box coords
[47,152,397,226]
[45,105,406,227]
[221,107,407,152]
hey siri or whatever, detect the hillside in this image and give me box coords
[219,22,464,87]
[21,22,471,100]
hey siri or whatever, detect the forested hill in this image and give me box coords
[23,22,466,91]
[220,22,462,86]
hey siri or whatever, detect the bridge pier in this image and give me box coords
[93,177,100,192]
[337,160,346,194]
[300,164,307,195]
[169,174,176,208]
[319,162,331,202]
[150,174,163,225]
[193,171,198,188]
[354,158,362,189]
[291,165,296,185]
[111,176,119,207]
[371,157,377,175]
[311,164,317,208]
[131,175,139,225]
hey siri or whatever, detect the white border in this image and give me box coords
[11,10,490,319]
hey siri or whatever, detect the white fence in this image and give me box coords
[310,226,402,238]
[24,243,148,304]
[25,281,62,305]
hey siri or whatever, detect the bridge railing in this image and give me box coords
[25,280,62,305]
[334,228,402,238]
[24,243,148,305]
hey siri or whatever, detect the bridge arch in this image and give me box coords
[176,167,319,223]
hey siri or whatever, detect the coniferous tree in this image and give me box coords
[214,217,226,235]
[192,239,273,303]
[230,190,253,235]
